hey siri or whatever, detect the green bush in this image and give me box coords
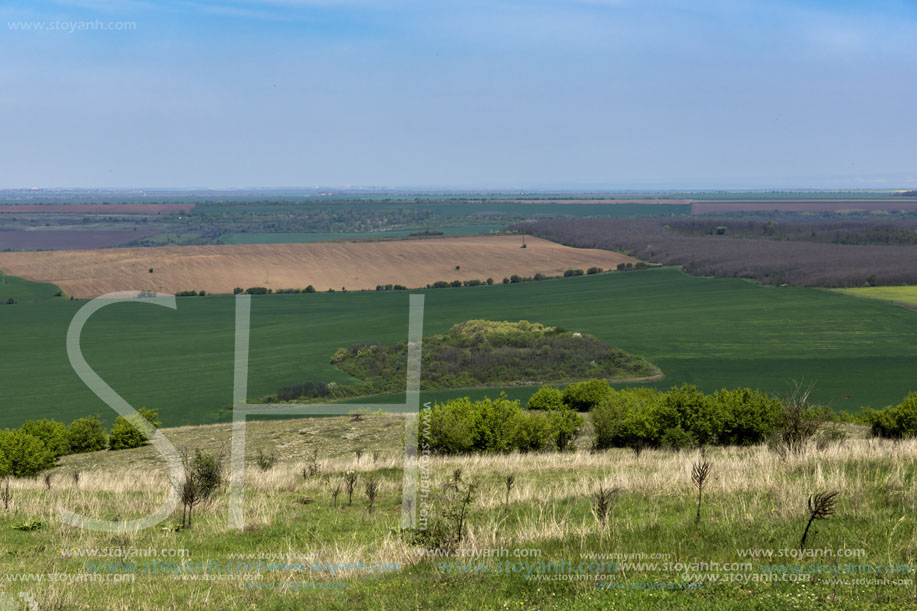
[660,426,696,450]
[547,408,585,451]
[510,411,555,452]
[563,379,613,412]
[20,419,69,459]
[865,392,917,438]
[66,416,108,454]
[526,386,565,411]
[711,387,782,445]
[0,430,56,477]
[427,395,583,454]
[109,409,161,451]
[590,384,782,449]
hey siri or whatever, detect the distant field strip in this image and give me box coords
[833,286,917,307]
[0,235,636,298]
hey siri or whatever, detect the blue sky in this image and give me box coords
[1,0,915,189]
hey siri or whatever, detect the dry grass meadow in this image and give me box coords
[2,414,916,609]
[0,235,637,299]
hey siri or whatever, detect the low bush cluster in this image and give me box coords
[425,395,584,454]
[0,409,162,478]
[589,384,782,449]
[864,392,917,438]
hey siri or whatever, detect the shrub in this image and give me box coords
[20,419,69,459]
[563,379,613,411]
[304,285,316,293]
[66,416,107,454]
[865,392,917,438]
[547,407,585,451]
[563,269,584,277]
[233,287,243,295]
[591,388,672,449]
[510,411,555,452]
[426,395,583,454]
[710,387,782,445]
[0,430,55,477]
[664,384,719,445]
[276,381,330,401]
[587,267,603,275]
[245,287,269,295]
[660,426,695,450]
[526,386,565,411]
[108,408,161,451]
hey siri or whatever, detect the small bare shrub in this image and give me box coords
[345,471,358,505]
[330,479,343,507]
[255,449,277,471]
[302,449,322,478]
[504,474,516,510]
[800,491,838,548]
[592,485,619,528]
[691,455,712,524]
[43,473,52,490]
[365,478,380,513]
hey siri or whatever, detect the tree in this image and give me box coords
[173,448,223,527]
[66,416,108,453]
[109,408,161,451]
[562,379,613,411]
[0,430,55,477]
[20,419,69,459]
[526,386,565,411]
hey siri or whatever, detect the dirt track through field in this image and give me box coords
[0,236,637,298]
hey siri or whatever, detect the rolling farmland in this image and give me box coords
[0,235,636,298]
[0,268,914,429]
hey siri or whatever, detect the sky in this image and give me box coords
[1,0,915,190]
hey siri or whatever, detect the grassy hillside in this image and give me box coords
[0,272,65,304]
[2,414,915,609]
[0,269,915,429]
[832,286,917,308]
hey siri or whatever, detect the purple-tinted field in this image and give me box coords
[0,229,158,251]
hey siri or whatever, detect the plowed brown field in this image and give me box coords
[0,235,637,298]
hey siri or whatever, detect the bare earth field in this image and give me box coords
[0,235,637,298]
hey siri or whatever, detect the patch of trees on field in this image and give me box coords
[0,410,160,478]
[271,320,657,402]
[517,218,917,287]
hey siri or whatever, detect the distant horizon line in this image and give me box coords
[0,186,913,194]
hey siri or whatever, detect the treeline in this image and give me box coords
[517,218,917,287]
[0,410,160,478]
[426,380,911,455]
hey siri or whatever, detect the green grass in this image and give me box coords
[0,272,66,304]
[1,269,915,429]
[832,286,917,308]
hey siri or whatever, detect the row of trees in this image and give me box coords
[423,379,848,454]
[0,410,160,478]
